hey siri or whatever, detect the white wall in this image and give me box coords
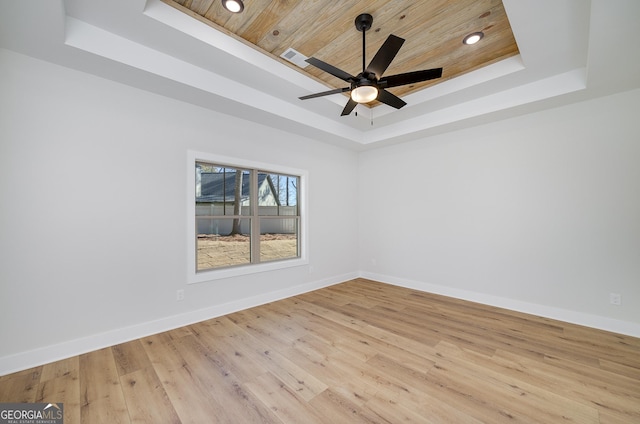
[0,49,359,374]
[2,46,639,375]
[358,88,640,334]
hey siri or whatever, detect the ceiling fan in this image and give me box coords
[299,13,443,116]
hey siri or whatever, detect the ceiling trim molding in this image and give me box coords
[4,0,637,149]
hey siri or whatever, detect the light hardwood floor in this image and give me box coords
[1,279,639,423]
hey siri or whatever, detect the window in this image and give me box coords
[188,152,307,282]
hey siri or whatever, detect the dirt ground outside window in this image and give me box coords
[197,233,297,270]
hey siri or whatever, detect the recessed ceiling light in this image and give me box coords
[221,0,244,13]
[463,31,484,45]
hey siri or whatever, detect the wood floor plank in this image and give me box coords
[207,316,328,402]
[294,297,371,334]
[36,377,81,424]
[311,299,443,349]
[112,340,153,377]
[0,367,41,403]
[495,350,640,422]
[245,371,326,424]
[141,333,231,423]
[171,333,281,423]
[37,358,80,424]
[307,389,377,424]
[40,356,78,382]
[356,322,440,366]
[284,335,375,407]
[599,358,640,381]
[430,341,601,423]
[1,278,638,423]
[362,391,432,423]
[119,366,180,423]
[303,284,385,309]
[235,305,308,352]
[79,347,130,424]
[189,319,273,385]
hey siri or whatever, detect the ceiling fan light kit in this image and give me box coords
[221,0,244,13]
[300,13,443,116]
[351,85,378,103]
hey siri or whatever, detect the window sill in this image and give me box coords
[188,257,309,284]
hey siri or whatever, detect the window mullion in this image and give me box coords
[250,170,260,263]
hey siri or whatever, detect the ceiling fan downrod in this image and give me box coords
[355,13,373,73]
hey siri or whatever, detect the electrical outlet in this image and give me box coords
[176,289,185,301]
[609,293,621,306]
[309,265,315,274]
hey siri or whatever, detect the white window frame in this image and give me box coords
[187,150,308,283]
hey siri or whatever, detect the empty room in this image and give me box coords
[1,0,639,422]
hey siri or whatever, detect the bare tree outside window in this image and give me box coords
[231,169,243,235]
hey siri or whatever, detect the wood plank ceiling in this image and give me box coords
[164,0,519,107]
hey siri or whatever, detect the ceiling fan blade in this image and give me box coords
[299,87,350,100]
[377,88,407,109]
[365,34,405,79]
[341,98,358,116]
[306,57,355,82]
[379,68,443,89]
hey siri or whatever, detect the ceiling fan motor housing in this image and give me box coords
[352,73,376,90]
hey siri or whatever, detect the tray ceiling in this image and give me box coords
[165,0,519,103]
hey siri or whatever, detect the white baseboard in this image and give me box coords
[4,270,636,376]
[0,272,356,376]
[359,271,640,338]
